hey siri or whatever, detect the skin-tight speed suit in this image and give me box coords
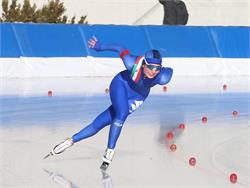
[72,42,173,150]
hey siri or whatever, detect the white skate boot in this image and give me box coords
[43,138,73,159]
[100,148,115,171]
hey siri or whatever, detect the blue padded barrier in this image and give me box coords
[1,23,249,58]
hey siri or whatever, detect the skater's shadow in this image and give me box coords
[44,169,114,188]
[101,170,114,188]
[44,169,79,188]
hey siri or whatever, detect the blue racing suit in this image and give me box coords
[72,42,173,149]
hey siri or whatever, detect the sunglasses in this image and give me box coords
[144,62,161,71]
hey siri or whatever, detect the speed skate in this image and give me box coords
[43,138,73,159]
[100,148,115,171]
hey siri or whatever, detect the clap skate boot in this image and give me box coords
[100,148,115,171]
[43,138,73,159]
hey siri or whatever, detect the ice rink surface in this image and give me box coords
[0,76,249,188]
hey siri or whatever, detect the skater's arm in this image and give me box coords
[157,67,173,85]
[88,36,127,54]
[88,36,136,71]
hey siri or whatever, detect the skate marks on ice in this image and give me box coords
[162,121,249,187]
[0,121,249,187]
[211,133,249,186]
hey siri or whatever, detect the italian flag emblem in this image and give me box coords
[131,56,144,83]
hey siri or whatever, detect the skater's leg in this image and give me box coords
[44,106,114,158]
[44,106,115,159]
[101,80,129,169]
[108,80,129,149]
[72,106,114,143]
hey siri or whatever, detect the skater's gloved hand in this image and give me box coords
[88,36,102,51]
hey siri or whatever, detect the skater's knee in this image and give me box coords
[112,118,125,127]
[115,112,128,122]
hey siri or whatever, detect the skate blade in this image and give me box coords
[43,152,53,159]
[100,162,109,171]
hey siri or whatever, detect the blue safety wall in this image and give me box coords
[1,23,249,58]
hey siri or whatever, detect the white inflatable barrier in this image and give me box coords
[1,57,249,78]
